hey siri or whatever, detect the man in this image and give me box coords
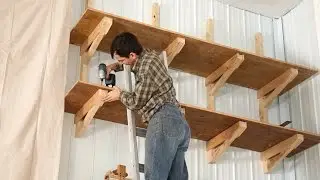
[102,32,190,180]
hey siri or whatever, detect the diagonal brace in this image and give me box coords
[206,121,247,163]
[80,17,113,81]
[261,134,304,173]
[74,89,108,137]
[205,53,244,96]
[258,68,298,123]
[164,37,185,66]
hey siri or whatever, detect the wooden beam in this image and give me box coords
[255,32,264,56]
[85,0,93,9]
[258,68,298,123]
[152,3,160,27]
[80,53,90,82]
[206,18,214,42]
[206,18,215,110]
[261,134,304,173]
[164,37,185,66]
[207,121,247,163]
[205,53,244,96]
[74,89,108,137]
[79,17,113,81]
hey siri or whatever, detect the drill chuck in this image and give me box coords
[98,63,107,80]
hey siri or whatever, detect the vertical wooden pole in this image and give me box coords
[152,2,167,69]
[255,32,264,56]
[152,3,160,27]
[80,53,89,82]
[85,0,93,9]
[206,18,215,110]
[255,32,265,122]
[206,18,214,42]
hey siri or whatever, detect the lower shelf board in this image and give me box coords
[64,81,320,157]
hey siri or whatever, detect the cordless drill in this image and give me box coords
[98,63,116,87]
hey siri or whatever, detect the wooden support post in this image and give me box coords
[74,89,108,137]
[206,18,214,42]
[164,37,185,66]
[85,0,93,9]
[207,121,247,163]
[80,17,113,81]
[105,165,131,180]
[255,32,264,56]
[261,134,304,173]
[205,53,244,97]
[152,3,160,27]
[206,18,214,109]
[258,68,298,123]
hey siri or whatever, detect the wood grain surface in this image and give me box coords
[65,81,320,157]
[69,8,318,95]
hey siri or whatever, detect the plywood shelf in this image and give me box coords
[64,81,320,157]
[69,8,319,95]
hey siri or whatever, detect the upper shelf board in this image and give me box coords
[65,81,320,157]
[69,8,319,95]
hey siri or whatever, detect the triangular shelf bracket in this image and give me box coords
[206,121,247,163]
[205,53,244,109]
[80,16,113,82]
[258,68,298,123]
[74,89,108,137]
[261,134,304,173]
[164,37,185,66]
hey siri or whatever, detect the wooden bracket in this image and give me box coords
[206,121,247,163]
[163,37,185,66]
[261,134,304,173]
[152,3,160,27]
[74,89,108,137]
[205,53,244,97]
[258,68,298,123]
[80,17,113,81]
[255,32,264,56]
[105,165,131,180]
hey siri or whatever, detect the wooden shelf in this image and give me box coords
[70,8,319,95]
[65,81,320,157]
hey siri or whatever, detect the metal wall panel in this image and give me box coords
[277,0,320,180]
[59,0,320,179]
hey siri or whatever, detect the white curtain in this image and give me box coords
[0,0,71,179]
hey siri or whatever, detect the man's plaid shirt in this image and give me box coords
[115,48,180,123]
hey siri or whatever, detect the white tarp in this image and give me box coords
[0,0,71,179]
[218,0,302,17]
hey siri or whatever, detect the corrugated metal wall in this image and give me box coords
[276,0,320,179]
[59,0,320,179]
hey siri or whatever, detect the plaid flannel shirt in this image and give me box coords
[115,48,180,123]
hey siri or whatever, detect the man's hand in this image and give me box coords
[102,86,121,102]
[106,65,112,79]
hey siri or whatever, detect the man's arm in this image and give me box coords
[107,62,124,72]
[120,71,153,110]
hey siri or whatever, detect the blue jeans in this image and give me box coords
[145,103,191,180]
